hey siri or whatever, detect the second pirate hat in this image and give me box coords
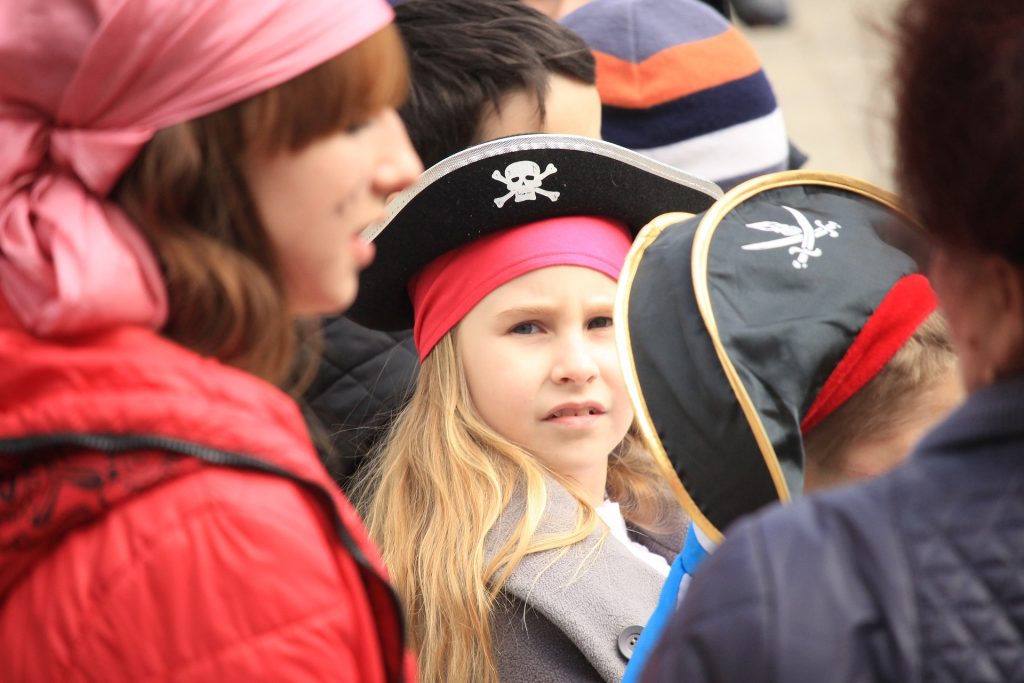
[616,171,936,541]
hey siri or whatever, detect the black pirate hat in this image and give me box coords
[347,133,722,331]
[616,171,936,542]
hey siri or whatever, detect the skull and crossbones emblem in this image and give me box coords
[492,160,560,208]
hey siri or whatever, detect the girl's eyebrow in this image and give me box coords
[495,298,616,320]
[495,303,558,320]
[584,298,616,313]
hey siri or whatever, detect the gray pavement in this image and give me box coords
[742,0,903,189]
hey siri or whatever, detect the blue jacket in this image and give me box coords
[621,524,713,683]
[641,375,1024,683]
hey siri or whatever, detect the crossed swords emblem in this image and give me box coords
[741,205,842,269]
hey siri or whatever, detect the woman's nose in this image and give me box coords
[373,109,423,197]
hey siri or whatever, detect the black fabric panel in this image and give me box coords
[628,216,778,533]
[707,186,924,493]
[303,316,418,490]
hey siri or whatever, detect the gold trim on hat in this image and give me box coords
[618,170,912,542]
[615,211,723,542]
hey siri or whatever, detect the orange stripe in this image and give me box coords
[594,26,763,109]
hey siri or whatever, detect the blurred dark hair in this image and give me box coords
[394,0,595,167]
[893,0,1024,262]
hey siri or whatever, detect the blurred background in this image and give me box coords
[742,0,901,189]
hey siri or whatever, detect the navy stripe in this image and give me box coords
[563,0,727,62]
[601,71,778,149]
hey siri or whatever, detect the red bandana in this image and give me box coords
[801,273,938,433]
[409,216,632,360]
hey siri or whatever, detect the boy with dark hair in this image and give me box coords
[305,0,603,489]
[394,0,598,167]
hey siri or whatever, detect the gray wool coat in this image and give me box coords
[484,478,688,682]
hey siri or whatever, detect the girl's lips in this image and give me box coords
[543,402,606,426]
[543,412,604,428]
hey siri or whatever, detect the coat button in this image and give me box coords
[618,625,643,659]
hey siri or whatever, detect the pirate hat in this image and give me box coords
[347,133,722,332]
[616,171,936,542]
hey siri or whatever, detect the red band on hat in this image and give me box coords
[801,274,938,434]
[410,216,632,360]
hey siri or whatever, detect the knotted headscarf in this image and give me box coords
[0,0,392,336]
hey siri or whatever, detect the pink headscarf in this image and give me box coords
[0,0,393,336]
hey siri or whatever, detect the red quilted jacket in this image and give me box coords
[0,296,415,682]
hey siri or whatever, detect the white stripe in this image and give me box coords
[693,523,718,553]
[676,572,693,607]
[636,109,790,187]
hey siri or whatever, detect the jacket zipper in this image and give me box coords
[0,432,407,683]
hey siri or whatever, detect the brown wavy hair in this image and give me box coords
[113,25,408,388]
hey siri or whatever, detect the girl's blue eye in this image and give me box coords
[511,322,541,335]
[588,316,613,330]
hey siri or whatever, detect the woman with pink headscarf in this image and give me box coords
[0,1,421,680]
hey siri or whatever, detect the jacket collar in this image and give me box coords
[485,475,686,566]
[916,374,1024,457]
[484,476,685,681]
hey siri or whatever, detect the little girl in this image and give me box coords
[348,134,720,683]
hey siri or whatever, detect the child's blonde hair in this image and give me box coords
[803,311,958,472]
[354,330,677,683]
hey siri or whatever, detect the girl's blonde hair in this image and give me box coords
[355,330,677,683]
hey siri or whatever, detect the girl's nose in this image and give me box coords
[551,334,599,385]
